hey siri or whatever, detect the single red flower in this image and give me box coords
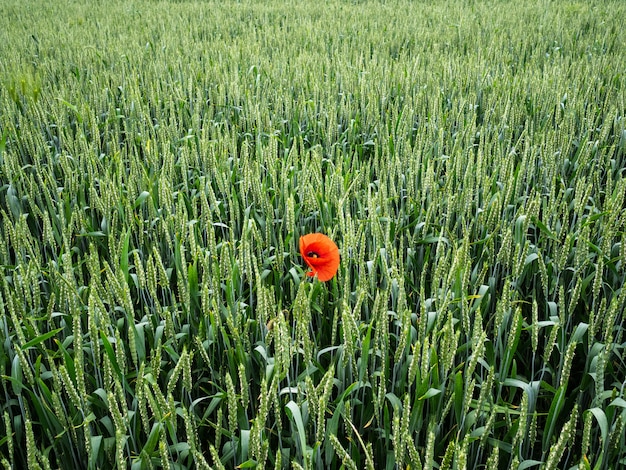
[299,233,340,282]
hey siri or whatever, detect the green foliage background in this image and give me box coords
[0,0,625,468]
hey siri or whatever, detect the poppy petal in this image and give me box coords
[299,233,340,282]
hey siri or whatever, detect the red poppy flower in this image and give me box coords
[299,233,340,282]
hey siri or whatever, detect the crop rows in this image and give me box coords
[1,0,625,468]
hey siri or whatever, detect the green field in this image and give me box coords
[1,0,625,468]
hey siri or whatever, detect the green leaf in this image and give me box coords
[99,331,133,396]
[359,322,373,383]
[417,235,450,246]
[586,407,608,445]
[531,216,558,241]
[285,400,307,457]
[0,128,7,158]
[325,400,344,464]
[56,97,82,123]
[188,262,199,311]
[454,371,464,424]
[542,385,566,451]
[237,459,259,469]
[571,323,588,342]
[385,392,402,411]
[608,397,626,409]
[525,252,539,265]
[133,191,151,209]
[240,429,251,463]
[419,388,442,400]
[142,422,163,456]
[76,231,107,238]
[22,328,63,349]
[518,459,543,469]
[120,230,130,284]
[9,355,23,396]
[6,184,21,217]
[89,435,103,469]
[334,381,369,404]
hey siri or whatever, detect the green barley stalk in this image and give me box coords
[3,412,14,466]
[273,447,282,470]
[440,441,455,470]
[454,434,469,470]
[558,341,577,389]
[329,434,357,470]
[391,406,405,465]
[250,377,270,462]
[159,436,171,470]
[423,422,436,470]
[511,391,529,454]
[25,411,42,470]
[225,372,238,437]
[608,414,624,457]
[316,364,335,444]
[545,405,579,470]
[581,410,593,462]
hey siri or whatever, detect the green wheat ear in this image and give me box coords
[0,0,625,468]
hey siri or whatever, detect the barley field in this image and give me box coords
[1,0,625,468]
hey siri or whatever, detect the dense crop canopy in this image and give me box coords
[0,0,625,469]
